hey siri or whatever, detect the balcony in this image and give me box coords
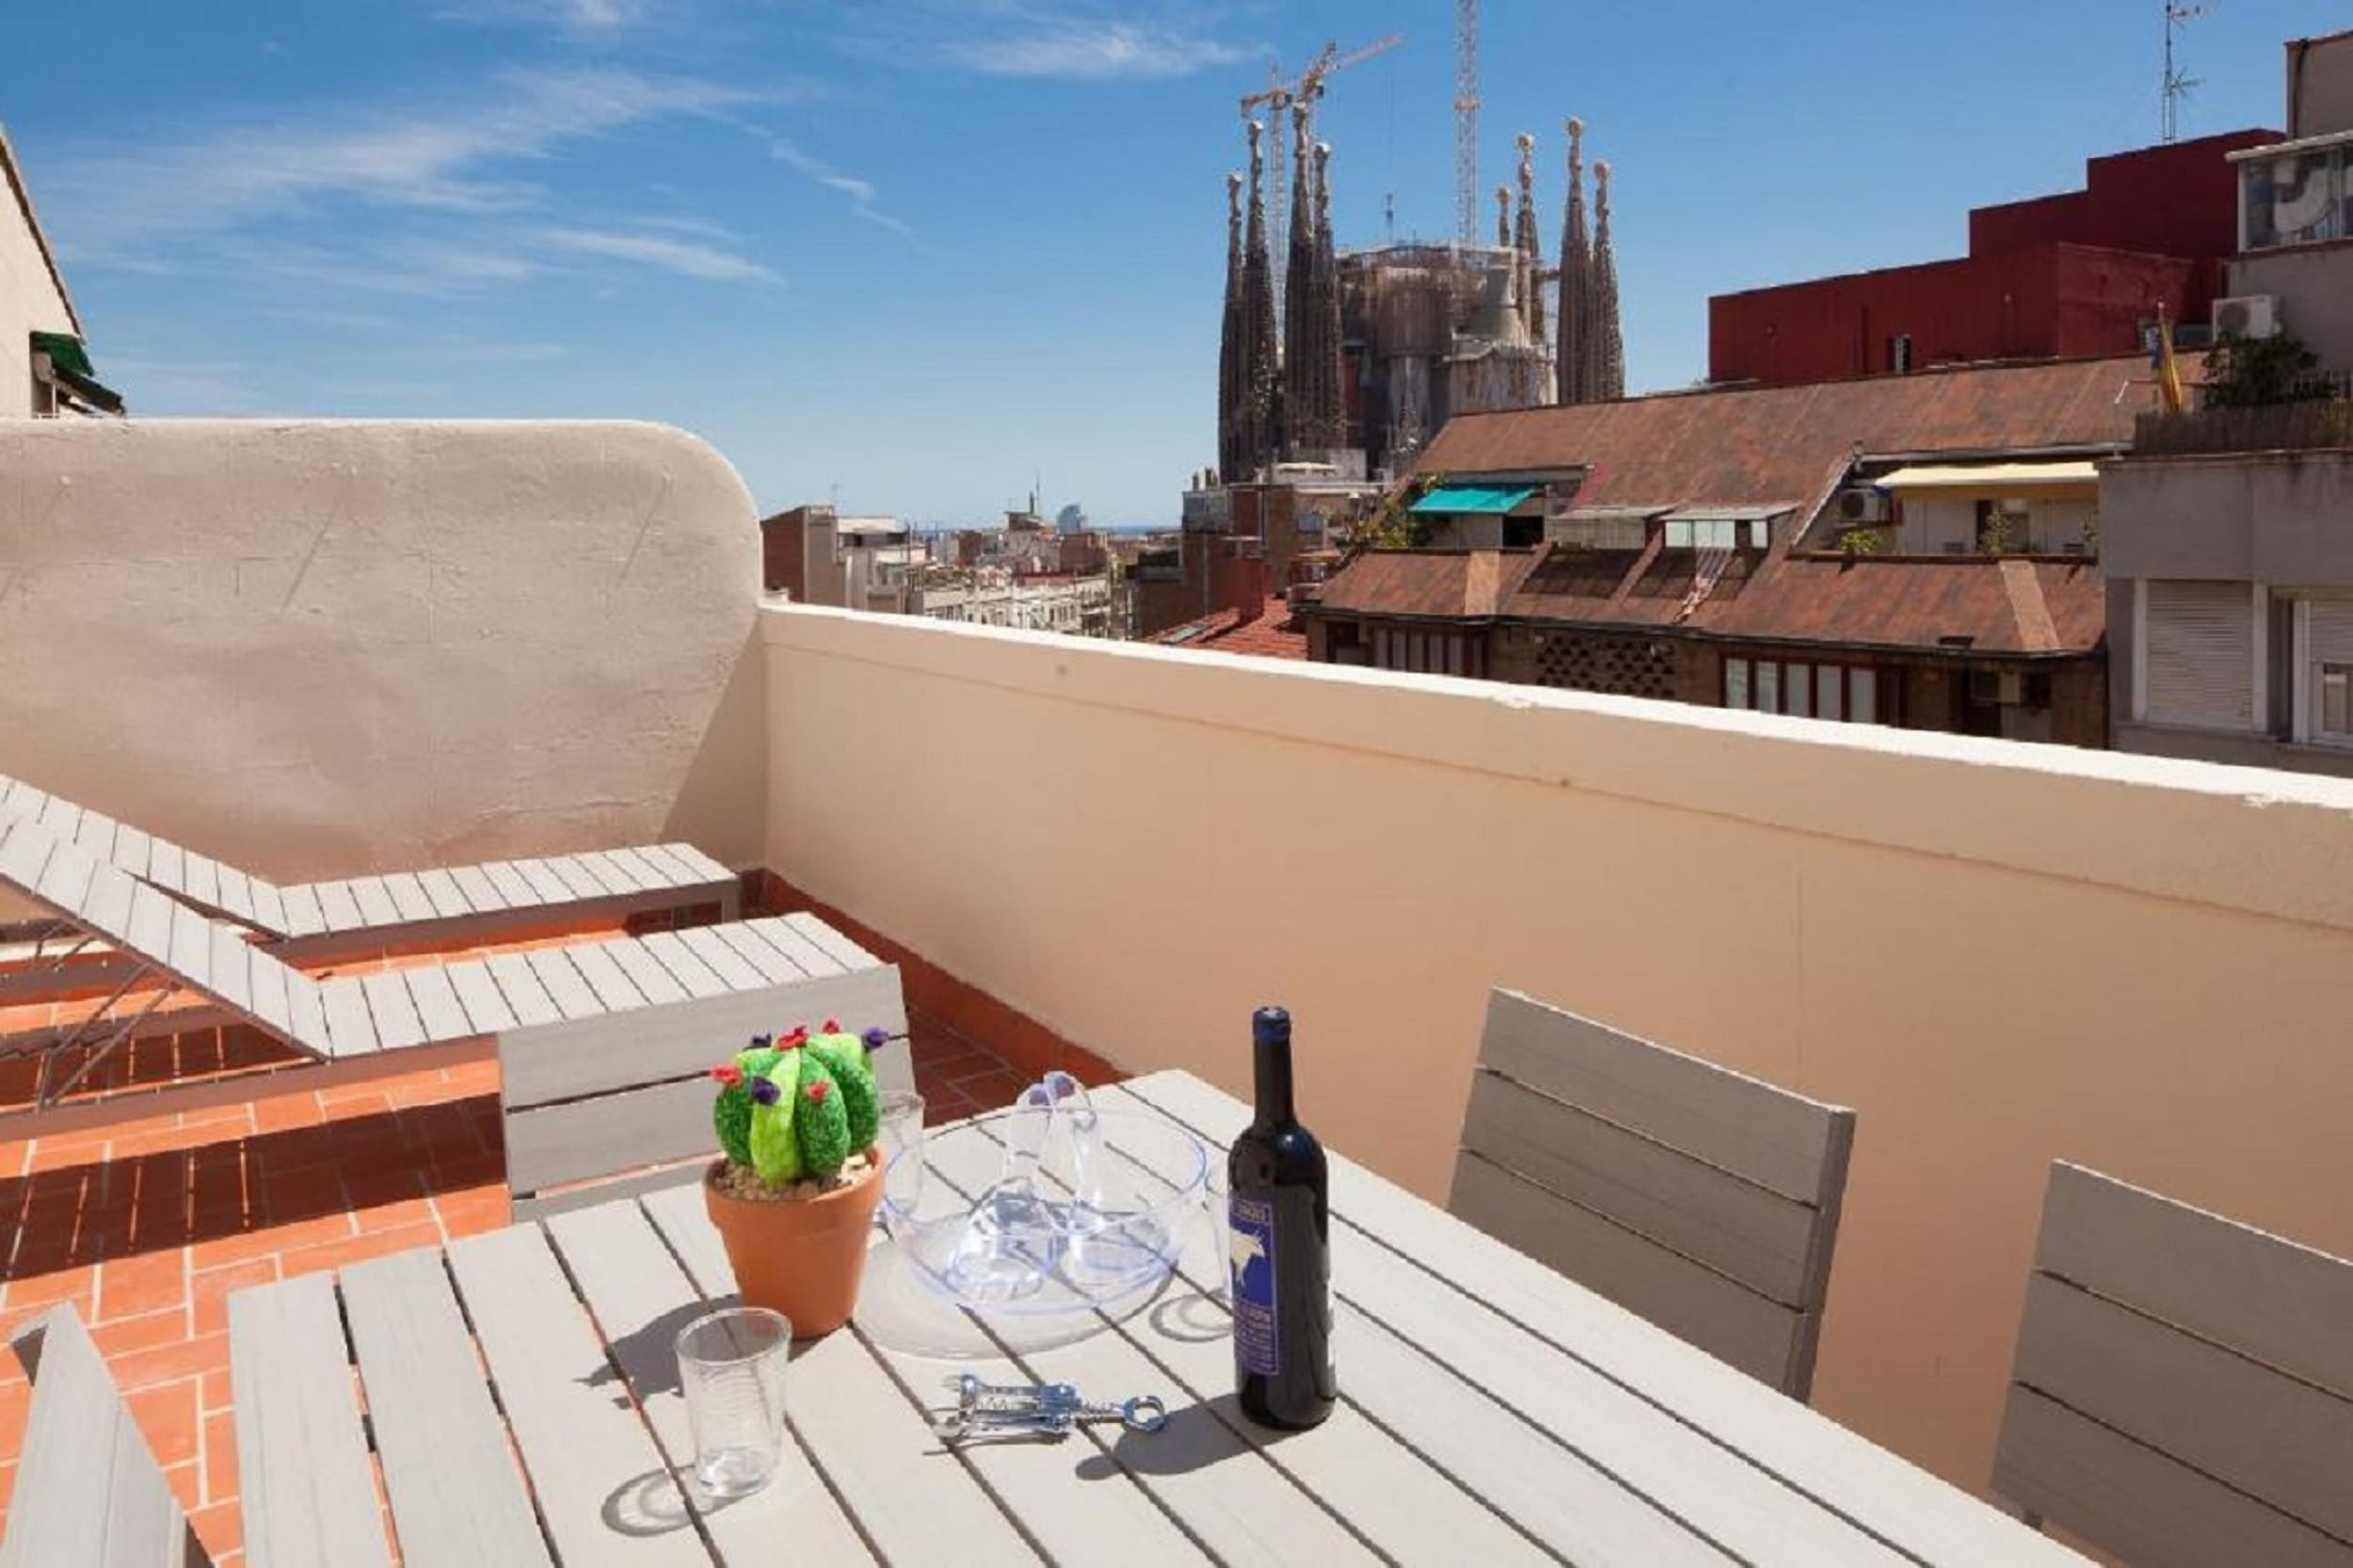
[6,415,2353,1554]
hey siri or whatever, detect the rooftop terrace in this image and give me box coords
[5,413,2353,1558]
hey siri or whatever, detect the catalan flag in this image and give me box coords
[2154,304,2187,415]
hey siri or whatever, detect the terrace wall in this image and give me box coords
[0,418,765,896]
[763,600,2353,1499]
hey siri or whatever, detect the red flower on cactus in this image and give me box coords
[709,1064,743,1087]
[782,1025,809,1047]
[822,1016,840,1033]
[806,1080,830,1104]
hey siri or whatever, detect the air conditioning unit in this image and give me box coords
[2212,295,2281,340]
[1835,487,1892,525]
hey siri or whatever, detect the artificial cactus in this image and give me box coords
[711,1023,884,1188]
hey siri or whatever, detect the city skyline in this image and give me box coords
[10,0,2345,524]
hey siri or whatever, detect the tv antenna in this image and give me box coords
[2162,2,2202,144]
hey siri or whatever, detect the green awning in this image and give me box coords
[29,331,91,378]
[1409,483,1539,516]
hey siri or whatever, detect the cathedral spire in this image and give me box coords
[1240,120,1281,480]
[1593,158,1625,401]
[1217,169,1244,483]
[1514,131,1545,345]
[1557,117,1592,405]
[1307,139,1346,453]
[1495,184,1512,248]
[1281,101,1316,458]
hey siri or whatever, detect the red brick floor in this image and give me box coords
[0,1001,1037,1563]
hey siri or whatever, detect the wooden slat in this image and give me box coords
[1462,1069,1821,1304]
[920,1126,1527,1568]
[541,856,610,901]
[509,857,575,904]
[782,911,876,971]
[1449,1153,1802,1389]
[638,932,729,998]
[213,865,256,926]
[380,873,437,924]
[1478,989,1845,1204]
[70,809,117,863]
[503,1078,726,1196]
[32,836,97,917]
[619,843,699,888]
[1121,1071,2085,1568]
[485,953,563,1028]
[248,880,290,937]
[360,972,427,1052]
[443,1225,706,1567]
[706,922,807,985]
[521,949,604,1020]
[230,1274,395,1568]
[112,824,154,881]
[1088,1088,1865,1568]
[2,1306,194,1568]
[80,864,137,943]
[344,875,401,929]
[440,960,520,1035]
[0,779,49,817]
[660,842,736,886]
[0,819,56,898]
[447,864,506,913]
[2009,1271,2353,1539]
[675,926,763,989]
[126,884,175,968]
[560,941,646,1015]
[399,965,474,1045]
[735,917,840,978]
[285,975,333,1057]
[180,852,221,910]
[2036,1160,2353,1399]
[600,937,692,1006]
[542,1199,875,1565]
[478,861,541,908]
[146,839,187,897]
[36,795,81,840]
[248,945,294,1039]
[319,977,380,1058]
[413,868,472,920]
[206,924,253,1014]
[638,1184,1047,1568]
[167,903,215,993]
[574,849,653,894]
[1993,1385,2352,1568]
[339,1248,553,1568]
[496,966,907,1112]
[278,883,328,938]
[312,880,364,934]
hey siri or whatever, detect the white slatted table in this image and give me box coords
[225,1070,2087,1567]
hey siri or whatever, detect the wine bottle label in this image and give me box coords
[1229,1194,1281,1377]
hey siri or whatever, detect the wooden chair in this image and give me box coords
[1448,987,1856,1399]
[3,1305,210,1567]
[1993,1161,2353,1567]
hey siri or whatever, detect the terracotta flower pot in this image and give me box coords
[703,1153,886,1338]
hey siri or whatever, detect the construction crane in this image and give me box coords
[1455,0,1480,245]
[1241,33,1403,318]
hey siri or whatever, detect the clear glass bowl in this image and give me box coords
[879,1107,1210,1316]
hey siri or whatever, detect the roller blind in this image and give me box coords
[2145,581,2252,729]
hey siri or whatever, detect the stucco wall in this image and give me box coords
[1,155,75,418]
[0,419,764,888]
[2229,246,2353,376]
[764,601,2353,1499]
[2104,450,2353,584]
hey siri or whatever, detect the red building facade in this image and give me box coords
[1708,131,2277,388]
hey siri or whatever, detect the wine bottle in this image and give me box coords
[1227,1005,1337,1429]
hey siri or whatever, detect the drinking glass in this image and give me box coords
[878,1088,927,1202]
[676,1306,792,1499]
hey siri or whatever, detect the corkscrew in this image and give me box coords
[936,1372,1170,1439]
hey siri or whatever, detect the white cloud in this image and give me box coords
[767,137,909,235]
[536,226,782,282]
[435,0,663,38]
[46,67,774,260]
[844,2,1252,83]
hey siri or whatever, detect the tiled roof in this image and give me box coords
[1314,550,1540,618]
[1417,353,2175,509]
[1146,596,1309,659]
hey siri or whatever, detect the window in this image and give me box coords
[2325,665,2353,737]
[1725,657,1751,710]
[1785,664,1812,718]
[1850,667,1878,724]
[2242,146,2347,251]
[1757,662,1781,712]
[1728,657,1888,725]
[1817,664,1844,722]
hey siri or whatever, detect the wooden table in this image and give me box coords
[227,1070,2087,1566]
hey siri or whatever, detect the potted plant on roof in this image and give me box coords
[705,1020,891,1337]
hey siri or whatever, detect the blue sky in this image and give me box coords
[9,1,2344,524]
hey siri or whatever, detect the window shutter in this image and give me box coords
[2145,581,2253,729]
[2309,600,2353,667]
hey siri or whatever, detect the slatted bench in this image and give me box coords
[0,772,739,965]
[0,813,908,1126]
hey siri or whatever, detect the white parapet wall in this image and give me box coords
[763,599,2353,1498]
[0,418,766,888]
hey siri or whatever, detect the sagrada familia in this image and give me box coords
[1217,115,1626,485]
